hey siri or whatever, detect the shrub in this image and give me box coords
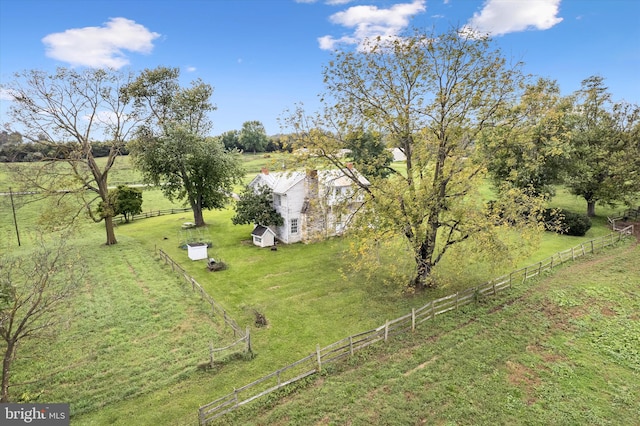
[543,208,591,236]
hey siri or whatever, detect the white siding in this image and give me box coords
[275,179,305,243]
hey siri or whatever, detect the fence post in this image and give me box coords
[209,343,214,366]
[430,300,435,320]
[591,240,595,253]
[384,320,389,342]
[316,344,322,372]
[522,268,528,284]
[411,308,416,332]
[246,326,252,355]
[349,336,354,356]
[571,247,575,260]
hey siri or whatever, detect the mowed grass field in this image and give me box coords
[220,241,640,426]
[5,231,233,417]
[0,155,637,425]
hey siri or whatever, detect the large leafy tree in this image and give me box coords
[130,127,243,226]
[232,185,284,227]
[2,68,140,245]
[219,129,242,151]
[99,185,143,223]
[239,120,269,154]
[565,76,640,217]
[123,67,244,226]
[345,129,393,179]
[285,27,544,290]
[481,77,573,197]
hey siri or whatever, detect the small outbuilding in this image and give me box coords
[251,225,276,248]
[187,242,208,260]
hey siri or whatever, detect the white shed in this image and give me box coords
[187,242,208,260]
[251,225,276,248]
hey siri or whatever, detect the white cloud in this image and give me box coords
[295,0,353,3]
[186,66,197,72]
[90,110,121,127]
[465,0,563,36]
[326,0,355,5]
[42,17,160,68]
[0,88,16,101]
[318,0,426,50]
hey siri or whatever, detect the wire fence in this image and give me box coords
[156,249,251,363]
[198,227,634,425]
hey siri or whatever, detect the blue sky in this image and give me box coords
[1,0,639,136]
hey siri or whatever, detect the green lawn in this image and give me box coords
[7,231,232,417]
[1,158,637,425]
[70,206,427,424]
[219,241,640,425]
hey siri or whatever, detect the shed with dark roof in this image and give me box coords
[251,225,276,247]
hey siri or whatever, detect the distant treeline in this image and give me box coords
[218,131,292,154]
[0,131,291,162]
[0,140,130,162]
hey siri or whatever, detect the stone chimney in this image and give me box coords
[261,167,269,175]
[306,169,318,199]
[346,163,353,170]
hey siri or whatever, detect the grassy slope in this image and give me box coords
[221,241,640,425]
[6,231,234,417]
[72,208,425,425]
[1,157,637,425]
[72,210,636,425]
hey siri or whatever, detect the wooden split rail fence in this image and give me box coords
[608,206,640,233]
[114,207,192,224]
[198,228,634,425]
[156,249,250,356]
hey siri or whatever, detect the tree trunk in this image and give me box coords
[410,240,436,290]
[192,205,205,227]
[411,257,433,291]
[1,340,15,402]
[587,200,597,217]
[104,215,118,245]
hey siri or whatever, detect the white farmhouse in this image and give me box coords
[247,165,370,244]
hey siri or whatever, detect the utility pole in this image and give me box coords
[9,187,21,247]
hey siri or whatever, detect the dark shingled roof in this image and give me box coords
[251,225,272,237]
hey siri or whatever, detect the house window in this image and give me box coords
[290,218,299,234]
[254,236,262,244]
[274,194,281,206]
